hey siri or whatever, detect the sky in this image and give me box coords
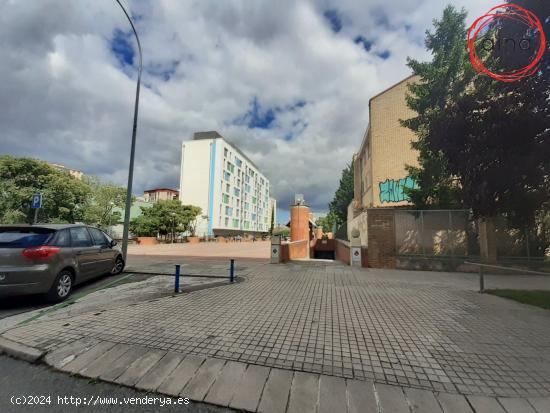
[0,0,499,224]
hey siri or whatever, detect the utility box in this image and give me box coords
[271,235,281,263]
[350,229,362,267]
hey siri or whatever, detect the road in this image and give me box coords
[0,355,235,412]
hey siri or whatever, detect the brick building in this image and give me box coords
[143,188,179,202]
[348,75,420,244]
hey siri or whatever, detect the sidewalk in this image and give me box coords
[2,264,550,412]
[125,255,266,277]
[0,273,228,334]
[2,337,549,413]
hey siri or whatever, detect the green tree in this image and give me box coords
[82,177,128,228]
[327,163,354,227]
[425,2,550,222]
[129,213,158,237]
[269,205,275,234]
[0,156,90,224]
[272,225,290,237]
[315,215,328,230]
[130,200,202,239]
[402,6,472,209]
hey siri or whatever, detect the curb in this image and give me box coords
[0,336,45,363]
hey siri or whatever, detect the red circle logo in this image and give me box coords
[468,3,546,82]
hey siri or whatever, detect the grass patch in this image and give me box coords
[485,290,550,310]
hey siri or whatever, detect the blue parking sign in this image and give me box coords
[31,194,42,209]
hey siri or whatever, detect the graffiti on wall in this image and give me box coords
[379,176,418,203]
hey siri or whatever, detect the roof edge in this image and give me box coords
[369,73,418,104]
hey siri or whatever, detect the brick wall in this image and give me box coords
[361,247,369,267]
[335,239,350,265]
[289,240,309,260]
[352,75,421,210]
[280,243,290,263]
[367,208,396,268]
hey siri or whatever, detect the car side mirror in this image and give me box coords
[110,240,118,247]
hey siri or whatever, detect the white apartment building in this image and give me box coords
[269,197,277,228]
[180,131,272,237]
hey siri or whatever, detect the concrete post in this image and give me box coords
[350,229,362,267]
[271,235,281,264]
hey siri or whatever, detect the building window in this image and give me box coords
[226,183,230,193]
[224,148,228,157]
[226,206,233,216]
[233,218,239,228]
[222,194,229,204]
[236,158,242,167]
[225,217,229,227]
[224,171,230,181]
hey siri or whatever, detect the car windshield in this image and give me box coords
[0,228,55,248]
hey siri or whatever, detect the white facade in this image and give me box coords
[180,132,272,236]
[269,197,277,228]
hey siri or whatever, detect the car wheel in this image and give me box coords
[111,255,125,275]
[47,270,73,303]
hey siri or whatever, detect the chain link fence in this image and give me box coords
[395,209,550,271]
[395,210,478,258]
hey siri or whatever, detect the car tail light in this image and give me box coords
[22,246,61,260]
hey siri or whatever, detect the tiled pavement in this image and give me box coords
[38,338,550,413]
[125,256,265,276]
[2,262,550,405]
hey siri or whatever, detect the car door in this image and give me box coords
[69,227,101,280]
[88,227,116,274]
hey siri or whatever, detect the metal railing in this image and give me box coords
[464,261,549,293]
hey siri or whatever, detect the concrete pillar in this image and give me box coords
[271,235,281,263]
[478,217,497,264]
[350,229,362,267]
[290,205,310,242]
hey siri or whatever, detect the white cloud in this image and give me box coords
[0,0,500,213]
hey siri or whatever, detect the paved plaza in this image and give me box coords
[2,261,550,411]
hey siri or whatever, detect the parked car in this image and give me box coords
[0,224,124,302]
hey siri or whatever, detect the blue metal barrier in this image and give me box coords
[175,264,181,293]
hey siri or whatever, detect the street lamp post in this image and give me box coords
[171,212,176,243]
[115,0,143,262]
[107,201,116,237]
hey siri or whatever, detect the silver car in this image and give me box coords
[0,224,124,302]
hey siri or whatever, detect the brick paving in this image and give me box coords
[3,262,550,398]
